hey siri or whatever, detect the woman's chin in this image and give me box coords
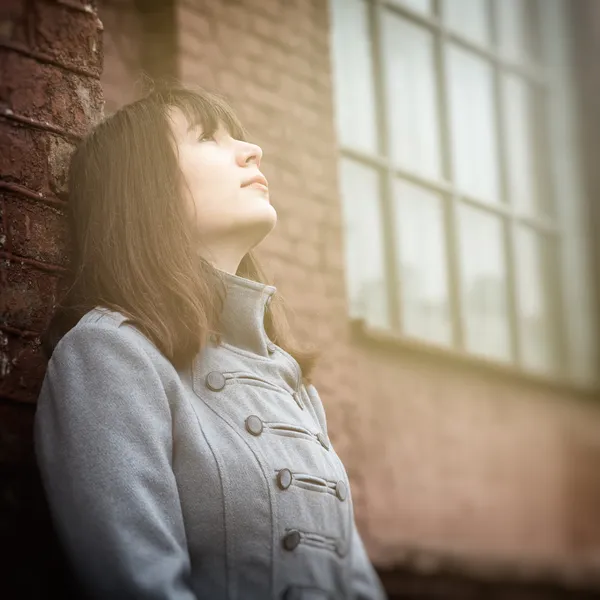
[253,201,277,224]
[241,203,278,237]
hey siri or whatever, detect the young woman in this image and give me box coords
[34,83,387,600]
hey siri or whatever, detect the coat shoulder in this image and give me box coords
[63,306,177,377]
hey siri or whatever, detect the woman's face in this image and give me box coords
[167,106,277,266]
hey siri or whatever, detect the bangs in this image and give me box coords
[157,87,248,141]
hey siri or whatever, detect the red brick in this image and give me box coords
[322,233,345,273]
[0,260,59,332]
[0,121,50,192]
[180,57,217,91]
[216,69,243,99]
[0,1,105,595]
[47,135,76,196]
[0,51,104,136]
[33,1,102,74]
[292,238,320,270]
[98,0,142,112]
[178,6,212,39]
[3,194,69,266]
[242,0,284,21]
[212,5,250,35]
[0,0,29,46]
[0,197,5,250]
[250,12,280,41]
[241,79,286,114]
[214,24,264,60]
[0,330,46,405]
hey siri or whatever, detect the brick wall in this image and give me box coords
[98,0,144,112]
[0,0,104,595]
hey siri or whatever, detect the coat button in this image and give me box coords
[316,432,330,450]
[206,371,226,391]
[245,415,263,436]
[282,529,301,551]
[276,468,293,490]
[267,343,277,354]
[335,480,347,501]
[336,539,347,557]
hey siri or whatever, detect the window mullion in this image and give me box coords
[433,0,464,351]
[370,0,402,332]
[534,0,569,377]
[488,0,521,366]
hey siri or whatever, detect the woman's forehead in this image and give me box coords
[167,105,225,136]
[167,106,196,132]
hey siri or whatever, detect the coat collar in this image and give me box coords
[215,268,277,357]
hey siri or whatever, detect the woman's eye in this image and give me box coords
[197,133,215,143]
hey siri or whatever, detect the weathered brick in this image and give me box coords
[292,238,320,269]
[98,0,142,113]
[0,51,104,136]
[0,330,46,404]
[177,5,212,39]
[180,56,217,91]
[0,2,104,597]
[242,0,284,21]
[0,198,5,251]
[47,136,76,196]
[249,12,278,41]
[0,260,59,332]
[321,230,345,273]
[0,0,29,46]
[33,1,103,74]
[3,193,69,265]
[0,121,50,192]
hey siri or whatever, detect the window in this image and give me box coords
[329,0,598,386]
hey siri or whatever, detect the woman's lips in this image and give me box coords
[244,182,269,192]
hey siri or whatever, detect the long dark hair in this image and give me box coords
[42,82,319,381]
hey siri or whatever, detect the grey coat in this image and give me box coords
[34,270,388,600]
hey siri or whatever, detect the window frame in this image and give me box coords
[330,0,599,391]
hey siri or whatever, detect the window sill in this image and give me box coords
[349,319,600,401]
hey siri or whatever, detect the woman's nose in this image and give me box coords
[240,142,262,167]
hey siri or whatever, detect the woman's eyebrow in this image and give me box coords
[186,120,203,133]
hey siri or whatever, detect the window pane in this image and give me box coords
[495,0,538,63]
[394,179,452,344]
[457,205,511,360]
[388,0,432,14]
[561,236,598,385]
[514,227,560,373]
[330,0,379,154]
[338,158,390,328]
[382,12,442,178]
[503,75,546,215]
[441,0,491,46]
[447,47,501,203]
[542,0,597,384]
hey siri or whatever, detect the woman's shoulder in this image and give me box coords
[73,305,129,331]
[55,306,174,375]
[66,306,146,347]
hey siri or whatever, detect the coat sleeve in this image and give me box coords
[349,523,388,600]
[33,323,198,599]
